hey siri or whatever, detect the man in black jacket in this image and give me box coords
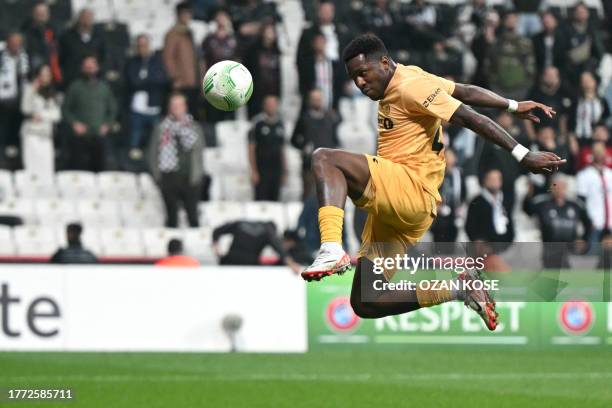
[531,10,565,77]
[21,1,61,82]
[50,223,98,264]
[212,221,300,273]
[466,168,515,250]
[524,174,591,268]
[125,34,168,155]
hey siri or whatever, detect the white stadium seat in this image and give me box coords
[0,226,15,255]
[13,226,59,256]
[284,201,304,230]
[138,173,164,205]
[221,174,252,201]
[244,201,286,232]
[200,201,245,229]
[34,198,78,227]
[56,171,99,199]
[99,228,145,257]
[76,200,121,228]
[14,170,57,199]
[0,170,14,200]
[120,200,164,228]
[141,228,184,257]
[0,198,36,224]
[183,227,215,263]
[98,172,140,201]
[215,120,250,149]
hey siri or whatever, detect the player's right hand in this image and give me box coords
[521,151,566,174]
[515,101,556,123]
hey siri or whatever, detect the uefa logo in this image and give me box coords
[558,301,594,335]
[325,296,360,332]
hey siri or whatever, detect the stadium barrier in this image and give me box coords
[0,266,307,352]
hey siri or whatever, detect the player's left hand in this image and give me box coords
[514,101,556,123]
[521,151,566,174]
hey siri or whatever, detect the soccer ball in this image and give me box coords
[202,60,253,112]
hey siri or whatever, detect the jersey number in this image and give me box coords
[431,128,444,153]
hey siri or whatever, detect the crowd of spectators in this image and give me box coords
[1,0,612,264]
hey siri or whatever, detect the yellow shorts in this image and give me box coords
[354,154,437,278]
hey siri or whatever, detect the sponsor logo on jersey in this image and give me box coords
[422,87,442,108]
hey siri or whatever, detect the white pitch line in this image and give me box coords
[2,372,612,383]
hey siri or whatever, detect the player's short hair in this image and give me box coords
[342,33,389,63]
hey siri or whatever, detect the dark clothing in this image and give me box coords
[213,221,287,265]
[160,172,200,228]
[50,243,98,264]
[67,133,107,172]
[559,22,605,90]
[431,167,466,242]
[202,33,237,69]
[244,42,281,117]
[62,78,117,131]
[531,30,565,75]
[465,194,515,244]
[59,27,105,87]
[248,114,285,201]
[125,51,168,112]
[567,97,611,144]
[297,56,345,110]
[524,194,591,268]
[22,21,61,81]
[526,85,570,132]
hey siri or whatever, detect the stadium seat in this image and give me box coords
[0,170,14,200]
[99,228,145,257]
[221,174,252,201]
[138,173,164,205]
[13,226,59,256]
[141,227,184,257]
[0,197,36,225]
[119,200,164,228]
[200,201,245,229]
[215,120,250,150]
[34,198,78,227]
[14,170,57,199]
[244,201,286,232]
[0,225,15,255]
[56,171,99,200]
[98,171,140,201]
[182,227,215,263]
[284,201,303,230]
[76,200,121,228]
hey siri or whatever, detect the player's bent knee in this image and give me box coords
[311,147,337,168]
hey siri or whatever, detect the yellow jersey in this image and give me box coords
[376,64,462,201]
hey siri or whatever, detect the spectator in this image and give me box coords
[361,0,399,52]
[62,55,117,172]
[576,142,612,245]
[513,0,543,37]
[401,0,443,49]
[568,71,610,146]
[230,0,280,55]
[244,22,281,118]
[291,89,341,198]
[531,10,564,76]
[422,42,463,80]
[50,223,98,264]
[148,92,204,228]
[21,1,61,83]
[163,1,199,118]
[576,125,612,171]
[248,95,287,201]
[280,229,314,266]
[489,10,535,100]
[155,239,200,267]
[125,34,168,158]
[477,111,526,213]
[212,220,300,272]
[0,32,29,163]
[298,32,345,111]
[524,174,590,268]
[297,0,350,67]
[471,10,499,88]
[201,10,238,123]
[466,168,514,245]
[457,0,491,34]
[20,64,61,181]
[430,149,466,242]
[59,9,104,88]
[560,2,605,92]
[524,66,570,140]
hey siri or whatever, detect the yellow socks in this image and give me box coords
[416,283,456,308]
[318,206,344,244]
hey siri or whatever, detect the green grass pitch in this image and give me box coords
[2,350,612,407]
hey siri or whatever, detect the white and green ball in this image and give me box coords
[202,60,253,112]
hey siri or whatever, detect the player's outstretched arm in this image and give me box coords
[452,83,555,123]
[449,104,566,174]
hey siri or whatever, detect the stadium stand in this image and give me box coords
[0,0,610,265]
